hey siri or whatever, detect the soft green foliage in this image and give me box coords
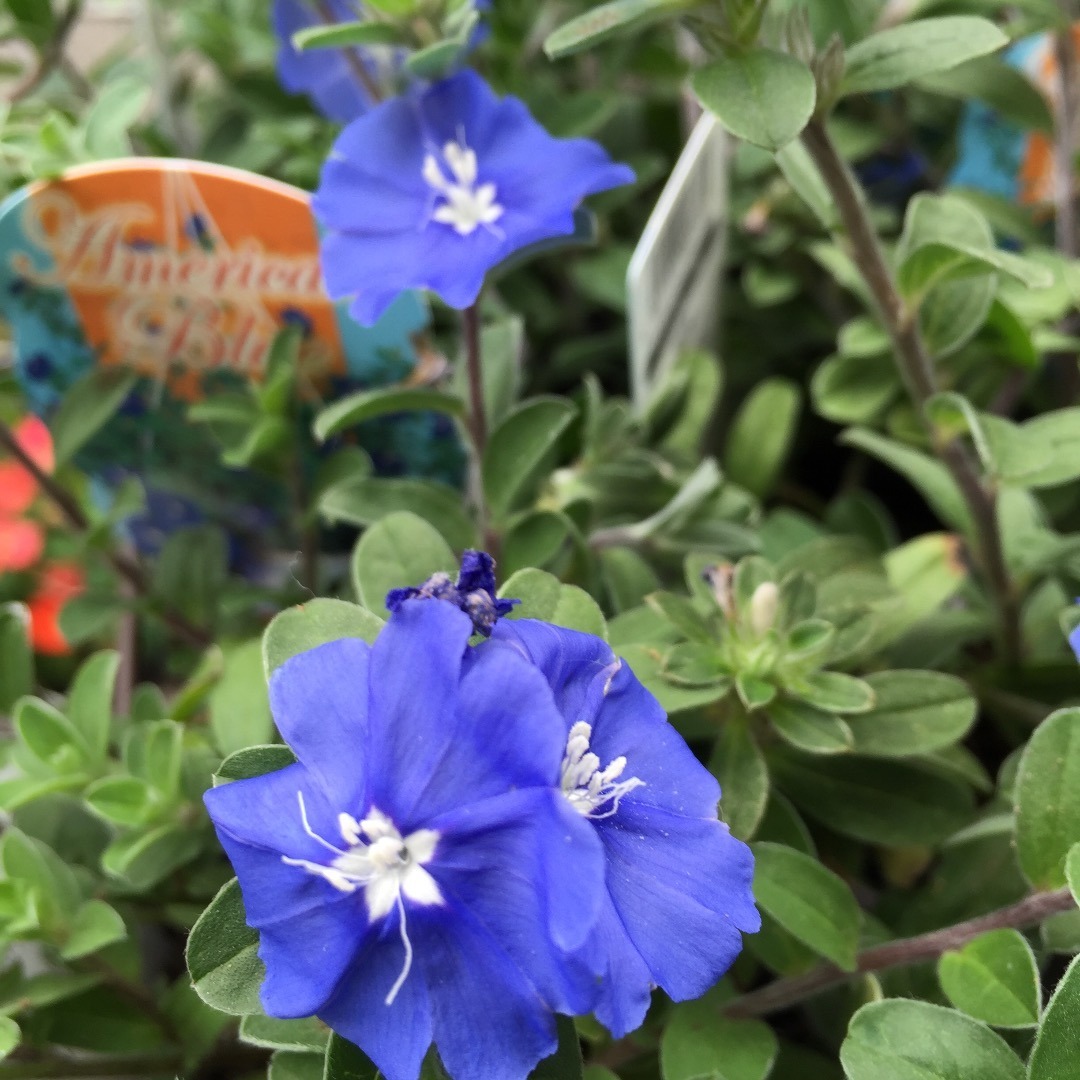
[2,0,1080,1077]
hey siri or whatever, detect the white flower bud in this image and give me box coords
[748,581,780,636]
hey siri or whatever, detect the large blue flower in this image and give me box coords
[204,602,605,1080]
[491,618,761,1037]
[273,0,374,122]
[313,69,635,325]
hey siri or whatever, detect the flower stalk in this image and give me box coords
[799,119,1023,665]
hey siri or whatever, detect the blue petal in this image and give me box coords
[365,601,473,825]
[1070,615,1080,661]
[420,900,556,1080]
[319,919,433,1080]
[268,638,371,809]
[413,69,501,154]
[413,640,565,818]
[323,93,427,189]
[430,787,604,1004]
[314,158,429,234]
[599,802,759,1003]
[579,896,654,1039]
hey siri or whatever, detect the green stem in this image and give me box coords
[0,1051,180,1079]
[313,0,385,103]
[799,119,1022,666]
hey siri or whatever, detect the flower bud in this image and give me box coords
[748,581,779,636]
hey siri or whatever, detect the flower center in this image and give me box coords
[560,721,644,820]
[283,794,442,1004]
[422,138,505,237]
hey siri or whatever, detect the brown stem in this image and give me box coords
[0,1052,181,1079]
[725,887,1075,1020]
[312,0,385,104]
[7,0,83,104]
[0,420,210,649]
[800,120,1022,665]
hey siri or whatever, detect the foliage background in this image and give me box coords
[2,1,1080,1079]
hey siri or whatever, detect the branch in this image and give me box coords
[725,886,1075,1020]
[7,0,84,105]
[800,119,1022,665]
[0,420,211,649]
[312,0,385,104]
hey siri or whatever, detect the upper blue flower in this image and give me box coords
[491,619,761,1037]
[273,0,374,123]
[313,69,635,325]
[386,550,517,636]
[204,602,605,1080]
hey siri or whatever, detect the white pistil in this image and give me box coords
[422,137,505,237]
[560,720,644,820]
[283,793,442,1004]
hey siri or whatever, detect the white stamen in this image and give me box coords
[282,793,442,1002]
[421,135,505,238]
[560,721,644,820]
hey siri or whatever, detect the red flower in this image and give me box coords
[0,416,53,572]
[27,562,85,656]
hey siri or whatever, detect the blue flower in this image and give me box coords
[386,550,517,636]
[492,618,761,1037]
[313,69,634,325]
[204,602,605,1080]
[1069,612,1080,661]
[273,0,374,123]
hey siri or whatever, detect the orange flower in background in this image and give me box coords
[0,416,53,572]
[27,561,85,656]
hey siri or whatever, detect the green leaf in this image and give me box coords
[724,378,802,498]
[811,353,898,425]
[313,387,464,443]
[49,368,138,466]
[186,878,265,1016]
[13,696,88,773]
[501,569,607,638]
[0,829,80,926]
[752,842,860,969]
[84,776,159,827]
[938,930,1040,1028]
[324,1033,381,1080]
[483,398,577,520]
[711,716,769,841]
[788,671,874,714]
[1015,707,1080,889]
[320,476,477,551]
[736,674,777,712]
[841,999,1025,1080]
[216,745,297,785]
[60,900,127,961]
[352,512,456,611]
[840,428,972,533]
[772,752,974,845]
[123,720,183,795]
[841,17,1008,96]
[544,0,691,58]
[209,640,273,758]
[661,999,777,1079]
[101,823,202,890]
[845,671,976,757]
[66,651,119,764]
[0,1016,18,1061]
[1030,955,1080,1079]
[272,1052,326,1080]
[292,20,404,50]
[691,49,816,152]
[241,1015,329,1053]
[82,76,151,158]
[1068,844,1080,906]
[767,700,853,754]
[899,241,1053,303]
[0,604,32,714]
[263,599,384,676]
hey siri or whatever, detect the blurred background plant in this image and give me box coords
[3,1,1080,1079]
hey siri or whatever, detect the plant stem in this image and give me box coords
[0,1051,181,1079]
[462,304,488,454]
[725,886,1075,1019]
[313,0,385,103]
[7,0,83,104]
[0,420,210,650]
[800,119,1022,665]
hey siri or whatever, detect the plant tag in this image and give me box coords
[627,114,730,409]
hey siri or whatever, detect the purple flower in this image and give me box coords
[204,602,604,1080]
[313,69,634,325]
[386,550,518,636]
[273,0,374,123]
[492,618,761,1037]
